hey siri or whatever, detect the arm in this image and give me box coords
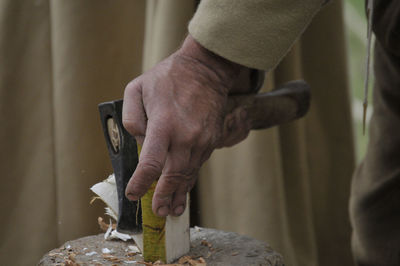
[189,0,325,70]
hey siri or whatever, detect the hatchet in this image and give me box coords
[97,80,310,263]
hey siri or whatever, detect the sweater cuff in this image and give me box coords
[189,0,323,71]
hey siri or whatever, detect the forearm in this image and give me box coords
[189,0,326,71]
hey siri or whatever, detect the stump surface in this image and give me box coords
[39,227,283,265]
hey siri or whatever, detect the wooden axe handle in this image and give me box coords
[226,80,310,129]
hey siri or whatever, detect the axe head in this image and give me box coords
[98,99,142,234]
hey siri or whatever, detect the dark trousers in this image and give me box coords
[350,1,400,265]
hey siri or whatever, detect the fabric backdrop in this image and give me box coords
[0,1,355,265]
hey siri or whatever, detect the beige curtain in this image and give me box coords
[0,1,354,266]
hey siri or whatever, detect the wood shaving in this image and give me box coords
[65,259,80,266]
[124,257,138,261]
[48,252,64,257]
[102,254,122,263]
[178,256,192,264]
[64,260,80,266]
[98,216,116,231]
[137,256,206,266]
[200,240,212,248]
[90,196,101,205]
[68,253,77,261]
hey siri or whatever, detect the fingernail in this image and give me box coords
[174,205,185,216]
[157,206,170,217]
[126,193,139,201]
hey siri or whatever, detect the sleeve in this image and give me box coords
[188,0,326,71]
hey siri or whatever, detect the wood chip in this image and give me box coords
[200,240,212,248]
[188,257,206,266]
[177,255,207,266]
[137,262,153,265]
[48,252,64,257]
[124,257,138,261]
[136,256,206,266]
[178,256,192,264]
[98,217,116,231]
[64,259,79,266]
[102,254,122,263]
[68,253,77,261]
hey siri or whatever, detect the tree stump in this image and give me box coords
[39,227,283,265]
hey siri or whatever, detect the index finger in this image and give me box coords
[125,120,170,201]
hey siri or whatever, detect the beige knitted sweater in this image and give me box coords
[189,0,326,70]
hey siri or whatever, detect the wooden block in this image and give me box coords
[141,181,190,263]
[165,196,190,262]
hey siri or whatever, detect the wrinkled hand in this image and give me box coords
[122,35,251,217]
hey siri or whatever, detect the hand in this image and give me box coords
[123,35,251,217]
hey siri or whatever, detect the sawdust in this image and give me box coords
[41,234,206,266]
[46,247,81,266]
[40,229,284,265]
[137,256,206,266]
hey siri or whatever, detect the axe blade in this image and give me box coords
[98,100,142,234]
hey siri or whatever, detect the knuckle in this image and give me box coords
[125,78,141,92]
[179,135,195,146]
[196,135,210,148]
[189,123,202,137]
[122,118,145,136]
[153,193,172,204]
[178,124,202,146]
[197,131,218,149]
[139,157,163,177]
[163,170,195,183]
[162,174,183,186]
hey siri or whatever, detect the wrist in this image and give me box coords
[177,35,245,92]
